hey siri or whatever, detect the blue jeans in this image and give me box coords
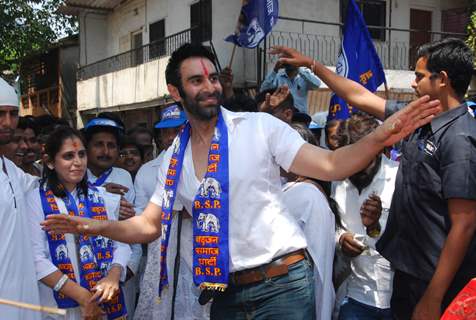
[210,259,316,320]
[339,297,393,320]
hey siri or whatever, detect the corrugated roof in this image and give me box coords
[65,0,122,11]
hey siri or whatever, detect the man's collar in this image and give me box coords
[220,107,246,133]
[87,167,114,178]
[430,104,468,133]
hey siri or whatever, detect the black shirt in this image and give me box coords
[376,101,476,285]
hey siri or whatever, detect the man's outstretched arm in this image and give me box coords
[289,95,440,181]
[271,46,387,120]
[41,201,163,244]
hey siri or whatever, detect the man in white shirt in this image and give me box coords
[332,113,398,319]
[0,77,41,320]
[83,115,142,318]
[43,44,440,320]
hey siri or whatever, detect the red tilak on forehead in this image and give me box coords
[200,58,209,77]
[72,141,79,149]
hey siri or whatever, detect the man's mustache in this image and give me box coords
[97,156,112,161]
[196,91,221,102]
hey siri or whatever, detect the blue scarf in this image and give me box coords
[159,111,230,296]
[40,183,127,319]
[90,168,113,187]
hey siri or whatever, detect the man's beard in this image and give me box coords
[349,156,382,192]
[181,90,223,121]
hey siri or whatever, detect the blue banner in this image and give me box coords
[225,0,279,48]
[328,0,386,121]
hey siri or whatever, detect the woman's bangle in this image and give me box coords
[53,274,69,292]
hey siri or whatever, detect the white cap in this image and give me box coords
[0,77,19,108]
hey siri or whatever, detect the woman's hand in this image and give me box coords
[78,288,104,320]
[90,265,122,303]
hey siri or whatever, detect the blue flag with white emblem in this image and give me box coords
[225,0,279,48]
[328,0,386,121]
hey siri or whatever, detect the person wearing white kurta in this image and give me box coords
[0,156,41,320]
[88,167,142,317]
[134,151,210,320]
[332,156,398,318]
[282,178,336,320]
[27,186,131,320]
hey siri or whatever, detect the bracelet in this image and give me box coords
[53,274,69,292]
[310,59,316,73]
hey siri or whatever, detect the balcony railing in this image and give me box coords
[77,28,194,81]
[266,16,466,71]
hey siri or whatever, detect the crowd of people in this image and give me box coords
[0,36,474,320]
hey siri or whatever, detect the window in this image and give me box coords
[190,0,212,43]
[341,0,386,41]
[149,19,166,58]
[131,30,143,66]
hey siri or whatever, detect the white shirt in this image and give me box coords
[134,152,165,214]
[282,181,336,320]
[0,157,41,320]
[332,156,398,309]
[151,107,308,272]
[87,167,135,205]
[27,186,131,320]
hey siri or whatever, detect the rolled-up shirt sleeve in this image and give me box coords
[263,113,306,171]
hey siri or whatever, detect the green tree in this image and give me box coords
[467,0,476,67]
[0,0,77,73]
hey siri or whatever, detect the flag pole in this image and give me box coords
[228,0,245,68]
[0,298,67,316]
[228,44,237,68]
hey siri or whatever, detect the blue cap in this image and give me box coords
[155,104,187,129]
[84,118,124,133]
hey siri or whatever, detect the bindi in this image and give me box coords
[200,59,209,77]
[72,141,79,149]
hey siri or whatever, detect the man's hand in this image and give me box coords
[269,46,313,69]
[104,183,129,196]
[412,292,441,320]
[339,232,365,257]
[373,95,441,147]
[41,214,104,236]
[119,198,135,220]
[361,194,382,225]
[219,67,234,100]
[259,86,290,112]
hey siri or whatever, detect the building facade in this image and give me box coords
[62,0,469,128]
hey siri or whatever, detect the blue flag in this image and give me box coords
[225,0,279,48]
[328,0,386,121]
